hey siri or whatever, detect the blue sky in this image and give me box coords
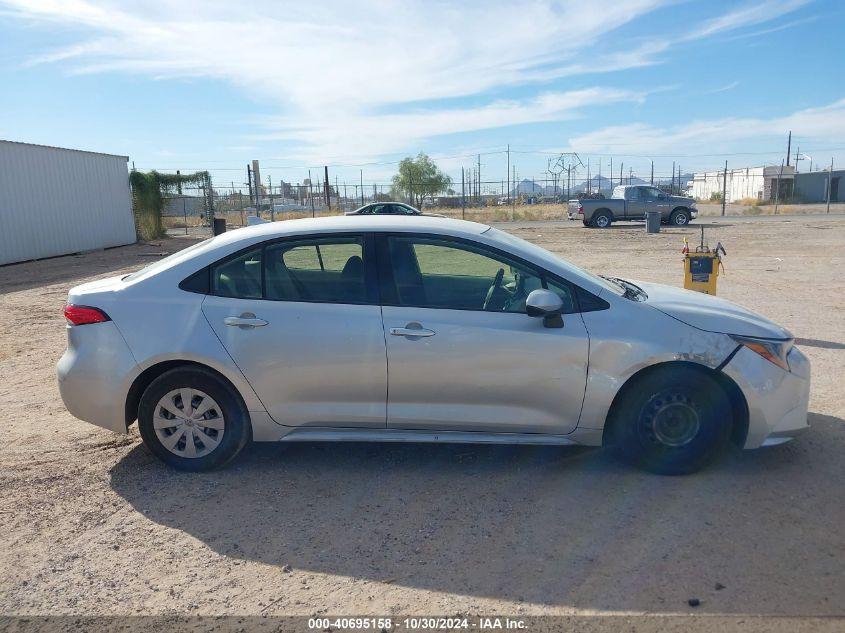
[1,0,843,190]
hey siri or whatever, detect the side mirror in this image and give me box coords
[526,289,564,328]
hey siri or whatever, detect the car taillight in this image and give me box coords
[63,304,111,326]
[578,205,584,214]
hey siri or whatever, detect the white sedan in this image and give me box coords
[57,216,810,474]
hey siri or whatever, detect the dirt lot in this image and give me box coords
[1,215,844,628]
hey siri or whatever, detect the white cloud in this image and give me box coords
[682,0,810,41]
[703,81,740,95]
[1,0,816,163]
[566,99,845,156]
[261,87,647,160]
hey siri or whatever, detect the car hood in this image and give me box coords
[670,195,695,206]
[635,281,792,339]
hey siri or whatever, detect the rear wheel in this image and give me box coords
[608,366,731,475]
[592,211,612,228]
[138,367,251,471]
[670,209,690,226]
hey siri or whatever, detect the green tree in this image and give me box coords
[129,170,212,240]
[391,153,452,207]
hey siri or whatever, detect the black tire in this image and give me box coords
[138,367,251,471]
[669,209,690,226]
[607,366,731,475]
[592,211,612,228]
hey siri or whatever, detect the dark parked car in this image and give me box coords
[346,202,421,216]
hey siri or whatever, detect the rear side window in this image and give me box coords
[211,247,262,299]
[265,237,366,303]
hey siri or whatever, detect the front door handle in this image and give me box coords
[390,322,435,338]
[224,313,268,328]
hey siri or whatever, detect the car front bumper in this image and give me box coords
[721,345,811,448]
[57,321,138,434]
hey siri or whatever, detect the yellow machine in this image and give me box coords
[682,226,726,295]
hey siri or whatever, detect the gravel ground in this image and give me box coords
[1,216,843,629]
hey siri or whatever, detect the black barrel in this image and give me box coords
[212,218,226,235]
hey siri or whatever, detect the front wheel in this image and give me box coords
[138,367,251,471]
[669,209,690,226]
[608,366,731,475]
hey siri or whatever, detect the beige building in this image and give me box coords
[692,165,795,203]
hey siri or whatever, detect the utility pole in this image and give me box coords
[721,160,728,216]
[620,163,623,188]
[650,161,654,185]
[360,170,364,207]
[506,144,510,203]
[567,165,571,200]
[477,154,482,205]
[269,175,274,221]
[827,157,833,214]
[586,158,591,194]
[461,166,466,220]
[671,161,676,194]
[511,165,516,220]
[795,146,800,172]
[308,169,315,217]
[774,159,784,215]
[786,130,792,166]
[598,157,602,194]
[609,157,613,192]
[323,166,331,210]
[247,164,253,209]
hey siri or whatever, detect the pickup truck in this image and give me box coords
[569,185,697,228]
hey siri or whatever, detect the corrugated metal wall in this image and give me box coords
[0,140,136,265]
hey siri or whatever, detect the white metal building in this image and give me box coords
[691,165,796,203]
[0,140,136,265]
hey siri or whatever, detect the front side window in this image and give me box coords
[265,237,366,303]
[385,236,574,313]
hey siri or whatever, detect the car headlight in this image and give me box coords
[729,334,793,371]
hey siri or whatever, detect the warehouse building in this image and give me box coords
[794,169,843,203]
[0,140,136,265]
[691,165,795,203]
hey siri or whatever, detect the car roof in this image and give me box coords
[213,214,488,246]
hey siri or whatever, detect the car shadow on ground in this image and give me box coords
[109,412,844,612]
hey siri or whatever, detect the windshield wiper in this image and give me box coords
[602,276,647,301]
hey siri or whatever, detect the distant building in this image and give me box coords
[0,140,135,265]
[794,169,843,203]
[163,195,206,217]
[692,165,796,203]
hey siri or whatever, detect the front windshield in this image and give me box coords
[484,227,624,296]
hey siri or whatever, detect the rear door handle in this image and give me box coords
[224,313,268,328]
[390,323,435,338]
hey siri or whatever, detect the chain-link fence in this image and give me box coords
[150,154,842,237]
